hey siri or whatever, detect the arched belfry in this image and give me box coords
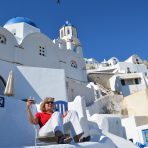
[59,21,83,56]
[60,21,77,41]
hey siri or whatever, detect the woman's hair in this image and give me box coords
[40,97,54,112]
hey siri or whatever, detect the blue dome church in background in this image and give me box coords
[4,17,38,28]
[3,17,40,43]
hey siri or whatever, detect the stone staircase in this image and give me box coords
[97,83,114,96]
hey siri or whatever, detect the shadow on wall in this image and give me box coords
[101,117,126,139]
[0,67,44,147]
[88,120,118,148]
[15,67,42,103]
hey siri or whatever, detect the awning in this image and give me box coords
[119,73,141,79]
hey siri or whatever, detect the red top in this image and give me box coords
[35,112,53,128]
[35,112,68,128]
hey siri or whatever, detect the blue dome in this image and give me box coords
[63,21,74,27]
[5,17,38,28]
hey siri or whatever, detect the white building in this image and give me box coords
[122,116,148,147]
[0,17,95,104]
[0,17,96,147]
[0,17,139,148]
[86,55,148,97]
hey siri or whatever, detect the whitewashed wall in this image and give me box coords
[0,97,35,147]
[58,48,87,82]
[16,66,67,102]
[109,73,147,96]
[0,27,17,62]
[117,62,148,74]
[66,78,95,105]
[0,25,87,82]
[18,33,59,69]
[122,116,142,144]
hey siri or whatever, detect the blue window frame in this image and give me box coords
[142,129,148,147]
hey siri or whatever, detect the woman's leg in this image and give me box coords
[63,110,84,142]
[39,111,64,137]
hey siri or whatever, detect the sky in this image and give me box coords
[0,0,148,62]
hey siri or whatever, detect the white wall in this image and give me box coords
[87,95,123,116]
[122,116,141,144]
[96,61,148,75]
[18,32,59,69]
[4,23,24,39]
[0,27,18,62]
[23,23,40,39]
[0,97,36,147]
[117,62,148,74]
[88,114,126,138]
[16,66,67,102]
[66,78,95,105]
[0,61,67,102]
[4,23,40,43]
[0,62,35,147]
[0,25,87,83]
[109,73,147,96]
[58,48,87,82]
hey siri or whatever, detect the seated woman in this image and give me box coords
[26,97,84,144]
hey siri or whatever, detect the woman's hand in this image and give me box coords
[26,99,33,109]
[26,98,38,124]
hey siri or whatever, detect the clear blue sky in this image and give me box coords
[0,0,148,62]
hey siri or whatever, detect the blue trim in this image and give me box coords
[5,17,38,28]
[54,100,68,115]
[142,129,148,147]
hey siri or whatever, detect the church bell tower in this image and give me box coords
[59,21,83,56]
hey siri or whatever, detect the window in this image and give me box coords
[0,34,6,44]
[127,67,131,73]
[39,46,46,57]
[136,58,139,64]
[142,129,148,146]
[113,59,117,65]
[121,79,125,86]
[135,78,139,84]
[145,132,148,142]
[71,60,77,68]
[67,29,70,35]
[126,79,134,85]
[121,78,141,86]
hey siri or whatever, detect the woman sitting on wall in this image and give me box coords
[26,97,85,144]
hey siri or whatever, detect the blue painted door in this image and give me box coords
[142,129,148,147]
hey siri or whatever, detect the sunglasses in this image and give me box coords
[46,101,54,104]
